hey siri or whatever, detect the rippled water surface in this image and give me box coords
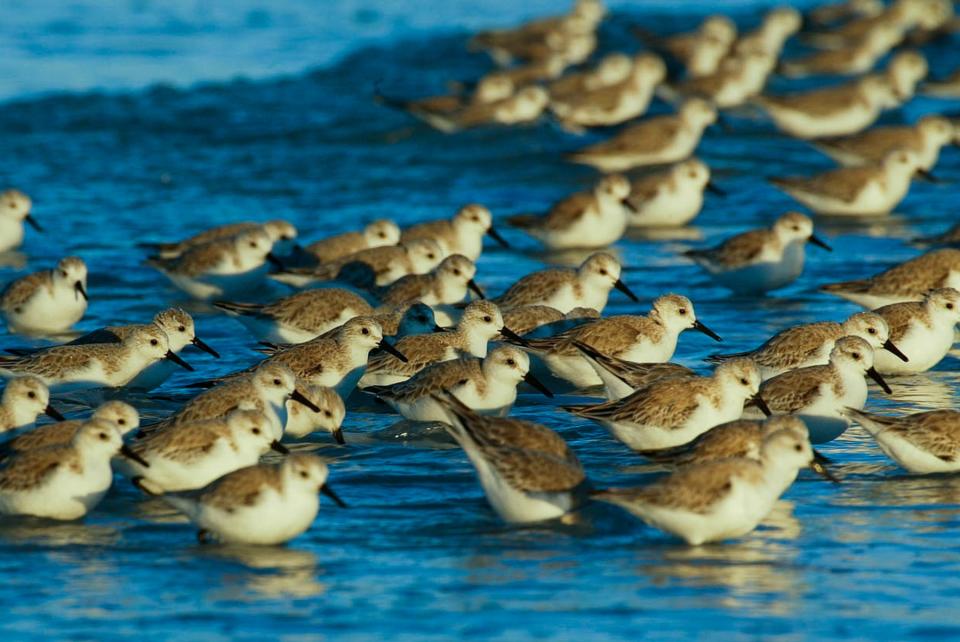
[2,1,960,639]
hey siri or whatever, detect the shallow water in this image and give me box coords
[2,1,960,639]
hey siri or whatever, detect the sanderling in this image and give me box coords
[0,377,63,433]
[359,300,519,387]
[684,212,832,293]
[0,419,147,520]
[254,317,407,398]
[879,49,928,102]
[380,254,484,308]
[304,220,400,263]
[0,326,192,392]
[392,86,550,133]
[505,174,633,249]
[813,115,954,173]
[563,358,764,452]
[283,383,346,442]
[6,308,219,390]
[499,305,598,338]
[139,219,297,259]
[708,310,905,379]
[666,48,773,109]
[0,400,138,456]
[750,335,890,442]
[372,302,441,337]
[770,149,921,217]
[625,159,719,228]
[871,288,960,374]
[434,392,586,523]
[778,21,904,78]
[147,228,279,300]
[820,248,960,308]
[548,52,633,99]
[592,424,823,545]
[754,75,898,139]
[215,288,374,344]
[566,98,717,172]
[494,252,638,313]
[366,345,553,423]
[164,453,346,545]
[845,407,960,474]
[572,341,695,400]
[806,0,885,29]
[802,0,935,49]
[122,409,285,495]
[401,204,508,260]
[144,363,315,439]
[273,238,445,288]
[521,294,721,390]
[0,256,88,335]
[635,15,736,77]
[0,189,42,253]
[732,6,801,57]
[549,53,666,129]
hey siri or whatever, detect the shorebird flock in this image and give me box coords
[0,0,959,547]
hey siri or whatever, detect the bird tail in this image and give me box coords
[504,214,541,230]
[212,300,264,317]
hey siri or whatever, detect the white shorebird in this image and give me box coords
[626,159,719,228]
[845,407,960,474]
[812,115,955,172]
[771,149,921,217]
[0,419,148,520]
[380,254,484,308]
[592,424,824,545]
[572,341,695,400]
[400,204,509,260]
[282,383,346,442]
[505,175,634,250]
[366,345,553,423]
[871,288,960,374]
[121,409,285,495]
[708,311,906,379]
[0,189,42,253]
[0,326,193,392]
[434,392,586,524]
[138,220,297,259]
[0,256,88,335]
[520,294,721,390]
[820,248,960,308]
[164,453,346,545]
[214,288,374,344]
[304,219,400,263]
[750,336,891,443]
[563,359,766,452]
[0,377,63,432]
[684,212,832,293]
[0,401,138,456]
[494,252,638,313]
[147,228,279,300]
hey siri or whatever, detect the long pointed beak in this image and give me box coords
[499,325,530,346]
[808,234,832,251]
[25,214,43,232]
[866,366,892,394]
[270,440,290,454]
[378,338,409,363]
[523,371,554,398]
[332,427,346,445]
[486,226,510,249]
[290,388,321,412]
[613,278,639,302]
[467,279,486,299]
[621,198,638,213]
[75,281,88,301]
[266,252,284,268]
[882,339,909,363]
[752,395,772,416]
[321,483,348,507]
[811,449,840,482]
[191,336,220,358]
[706,181,726,196]
[165,350,194,371]
[693,319,723,342]
[120,444,150,468]
[433,324,449,333]
[44,404,65,421]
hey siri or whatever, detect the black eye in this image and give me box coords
[60,271,67,277]
[739,378,748,385]
[868,328,876,334]
[99,433,108,441]
[150,339,158,346]
[453,269,461,276]
[249,241,257,248]
[506,359,516,366]
[178,325,186,332]
[27,391,35,399]
[273,378,282,385]
[947,303,955,310]
[794,444,802,452]
[118,419,126,425]
[792,226,800,231]
[427,253,436,259]
[483,316,492,323]
[852,353,861,359]
[361,327,369,335]
[300,471,309,479]
[599,269,607,276]
[678,308,687,315]
[252,427,261,435]
[324,410,332,418]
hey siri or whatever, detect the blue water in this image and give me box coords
[3,1,960,639]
